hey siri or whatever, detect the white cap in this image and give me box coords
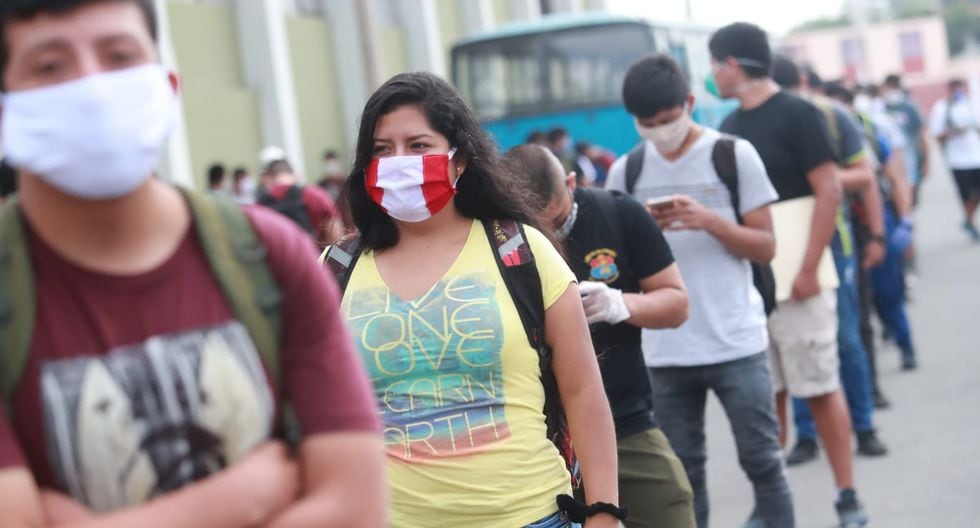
[259,146,286,165]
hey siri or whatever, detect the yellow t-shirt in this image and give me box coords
[341,219,575,528]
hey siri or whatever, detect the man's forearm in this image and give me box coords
[802,191,841,273]
[623,288,688,329]
[885,158,914,218]
[60,472,261,528]
[706,218,775,263]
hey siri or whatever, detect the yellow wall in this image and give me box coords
[286,15,349,183]
[167,2,262,188]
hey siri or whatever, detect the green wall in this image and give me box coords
[286,15,349,183]
[492,0,511,25]
[168,2,262,189]
[378,25,410,79]
[436,0,464,73]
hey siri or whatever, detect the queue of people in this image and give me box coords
[0,1,943,528]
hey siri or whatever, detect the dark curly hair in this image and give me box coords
[341,72,551,251]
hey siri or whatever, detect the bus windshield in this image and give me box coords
[453,22,654,121]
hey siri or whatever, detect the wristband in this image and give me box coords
[556,494,629,523]
[870,233,887,244]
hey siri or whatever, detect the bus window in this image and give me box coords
[453,22,654,121]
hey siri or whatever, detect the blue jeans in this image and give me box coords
[651,353,795,528]
[871,205,915,359]
[524,512,579,528]
[794,229,876,439]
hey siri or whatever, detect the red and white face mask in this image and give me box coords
[365,148,459,223]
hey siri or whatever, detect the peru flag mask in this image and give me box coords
[365,148,458,223]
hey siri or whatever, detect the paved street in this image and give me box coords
[706,152,980,528]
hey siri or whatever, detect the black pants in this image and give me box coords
[852,222,881,395]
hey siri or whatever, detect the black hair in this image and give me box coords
[949,78,965,90]
[622,54,690,119]
[207,163,226,188]
[824,82,855,105]
[884,74,902,88]
[860,84,881,97]
[0,158,17,198]
[804,66,823,91]
[770,55,801,89]
[323,150,337,159]
[504,145,565,211]
[264,159,293,177]
[232,167,248,182]
[525,130,545,145]
[709,22,771,79]
[340,72,550,251]
[547,127,570,144]
[1,0,158,79]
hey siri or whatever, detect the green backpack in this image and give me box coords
[0,188,289,430]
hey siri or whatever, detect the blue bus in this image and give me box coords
[450,13,736,156]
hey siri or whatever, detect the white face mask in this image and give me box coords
[1,64,176,200]
[853,94,873,115]
[883,91,904,105]
[635,108,691,154]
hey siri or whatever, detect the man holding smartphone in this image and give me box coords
[605,54,793,528]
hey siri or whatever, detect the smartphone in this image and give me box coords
[644,195,675,210]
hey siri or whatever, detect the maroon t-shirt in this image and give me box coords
[0,205,377,511]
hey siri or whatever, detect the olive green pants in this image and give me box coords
[617,428,696,528]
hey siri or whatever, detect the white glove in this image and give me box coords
[578,281,631,325]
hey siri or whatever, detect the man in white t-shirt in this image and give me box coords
[930,78,980,240]
[606,54,793,528]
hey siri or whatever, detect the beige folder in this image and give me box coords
[770,196,839,302]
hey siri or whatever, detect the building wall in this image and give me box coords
[162,0,554,189]
[436,0,466,70]
[286,14,348,183]
[167,1,263,187]
[783,16,950,86]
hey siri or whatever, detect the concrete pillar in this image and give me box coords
[152,0,194,187]
[459,0,496,35]
[509,0,542,20]
[549,0,584,13]
[396,0,446,77]
[321,0,382,151]
[234,0,306,178]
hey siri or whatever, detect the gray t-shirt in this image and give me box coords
[606,127,778,367]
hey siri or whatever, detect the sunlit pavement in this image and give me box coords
[704,148,980,528]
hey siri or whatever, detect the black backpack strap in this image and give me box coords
[624,143,646,195]
[482,219,544,349]
[323,235,363,293]
[481,218,580,488]
[181,189,302,444]
[0,197,34,413]
[712,137,742,223]
[711,137,778,316]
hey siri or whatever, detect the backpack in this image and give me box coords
[625,138,778,315]
[0,188,299,443]
[258,185,314,235]
[323,219,580,488]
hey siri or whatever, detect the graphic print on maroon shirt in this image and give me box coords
[0,204,379,512]
[41,322,273,512]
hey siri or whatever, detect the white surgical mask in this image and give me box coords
[1,64,176,200]
[853,94,873,115]
[636,109,691,154]
[883,91,904,105]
